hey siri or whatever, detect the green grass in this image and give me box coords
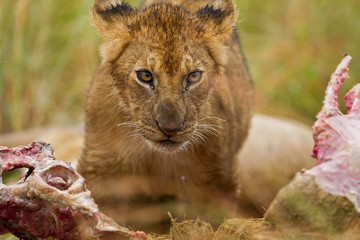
[0,0,104,132]
[1,0,360,133]
[239,0,360,122]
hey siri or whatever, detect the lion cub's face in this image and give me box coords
[117,41,215,152]
[93,0,236,152]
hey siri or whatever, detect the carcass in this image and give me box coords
[0,142,146,240]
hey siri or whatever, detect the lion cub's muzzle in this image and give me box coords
[140,100,194,152]
[154,100,187,137]
[139,118,195,152]
[156,119,183,137]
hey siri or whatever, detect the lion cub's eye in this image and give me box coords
[187,71,202,84]
[136,70,153,84]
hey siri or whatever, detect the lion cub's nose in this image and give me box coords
[157,121,183,137]
[155,100,185,137]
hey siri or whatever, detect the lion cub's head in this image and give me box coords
[92,0,237,152]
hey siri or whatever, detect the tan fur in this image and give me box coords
[237,114,314,214]
[78,0,254,230]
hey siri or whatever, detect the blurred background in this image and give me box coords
[0,0,360,134]
[0,0,359,239]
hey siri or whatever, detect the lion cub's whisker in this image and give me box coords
[198,116,226,122]
[117,121,139,128]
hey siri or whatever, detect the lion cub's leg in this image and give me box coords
[236,114,315,214]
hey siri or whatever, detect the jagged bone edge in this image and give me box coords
[317,54,352,119]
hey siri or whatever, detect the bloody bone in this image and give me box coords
[312,54,360,164]
[265,55,360,234]
[0,142,146,240]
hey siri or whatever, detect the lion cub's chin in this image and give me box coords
[145,139,190,153]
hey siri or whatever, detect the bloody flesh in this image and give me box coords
[265,55,360,234]
[0,142,143,240]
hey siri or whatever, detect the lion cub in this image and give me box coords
[78,0,254,230]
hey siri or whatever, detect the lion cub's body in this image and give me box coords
[78,0,254,230]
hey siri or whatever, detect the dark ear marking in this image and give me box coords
[194,0,236,38]
[196,4,230,21]
[94,0,135,21]
[196,0,234,23]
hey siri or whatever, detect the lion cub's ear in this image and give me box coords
[196,0,237,67]
[196,0,237,40]
[92,0,136,61]
[92,0,135,41]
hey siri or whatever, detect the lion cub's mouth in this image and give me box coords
[136,122,195,152]
[151,139,186,152]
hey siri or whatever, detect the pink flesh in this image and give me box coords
[310,55,360,209]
